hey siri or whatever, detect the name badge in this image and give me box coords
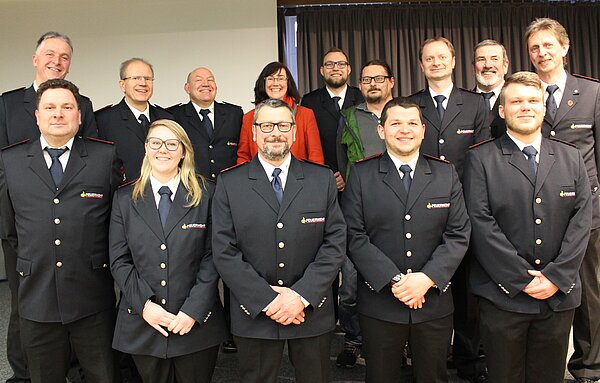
[301,217,325,224]
[456,129,474,135]
[80,191,104,199]
[181,223,207,229]
[427,202,450,209]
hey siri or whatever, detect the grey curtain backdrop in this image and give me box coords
[293,3,600,97]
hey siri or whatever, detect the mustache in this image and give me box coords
[265,137,288,143]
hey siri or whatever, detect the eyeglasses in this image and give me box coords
[264,75,288,83]
[360,75,391,84]
[323,61,349,69]
[254,122,294,133]
[122,76,155,82]
[146,137,181,151]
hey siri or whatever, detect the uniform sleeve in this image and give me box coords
[591,84,600,181]
[79,97,98,138]
[0,153,17,250]
[473,94,491,143]
[236,111,255,165]
[0,96,8,148]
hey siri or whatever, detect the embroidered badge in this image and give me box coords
[456,129,474,135]
[301,217,326,224]
[567,100,574,107]
[427,202,450,209]
[559,191,576,198]
[570,123,592,129]
[226,141,238,146]
[80,191,104,199]
[181,223,207,229]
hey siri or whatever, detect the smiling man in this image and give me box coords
[464,71,592,383]
[96,58,172,180]
[342,97,470,383]
[472,39,510,138]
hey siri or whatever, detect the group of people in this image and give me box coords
[0,15,598,383]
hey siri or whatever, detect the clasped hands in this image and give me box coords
[391,272,434,309]
[142,301,196,337]
[523,270,559,300]
[265,286,306,326]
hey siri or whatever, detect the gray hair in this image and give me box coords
[36,32,73,53]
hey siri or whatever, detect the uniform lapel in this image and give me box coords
[502,135,536,186]
[534,139,555,195]
[278,157,304,220]
[59,137,87,193]
[213,102,227,140]
[163,181,192,238]
[381,153,407,205]
[249,157,280,214]
[23,86,37,123]
[185,102,207,137]
[406,155,432,212]
[27,140,56,193]
[319,88,340,121]
[118,99,147,144]
[418,91,441,133]
[132,181,166,242]
[442,87,462,132]
[552,73,579,127]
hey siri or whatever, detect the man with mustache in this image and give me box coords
[410,36,490,383]
[472,40,509,138]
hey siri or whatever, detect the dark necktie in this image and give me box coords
[481,92,494,110]
[138,114,150,134]
[545,85,559,120]
[46,147,67,188]
[332,96,342,113]
[399,164,412,193]
[271,168,284,204]
[434,95,446,121]
[158,186,172,228]
[522,146,538,176]
[199,109,214,139]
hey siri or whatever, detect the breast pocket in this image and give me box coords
[16,257,32,278]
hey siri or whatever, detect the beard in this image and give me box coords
[476,71,502,88]
[325,75,347,89]
[259,138,291,162]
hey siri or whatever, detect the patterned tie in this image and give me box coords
[138,114,150,134]
[545,85,559,120]
[158,186,172,228]
[332,96,342,113]
[481,92,494,110]
[522,146,538,176]
[434,95,446,121]
[399,164,412,193]
[46,148,67,188]
[199,109,214,139]
[271,168,284,204]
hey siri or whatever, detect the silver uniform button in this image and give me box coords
[440,155,446,160]
[405,214,411,221]
[535,218,542,225]
[406,251,412,257]
[278,263,285,268]
[277,279,284,286]
[407,269,412,273]
[160,262,166,269]
[161,299,166,304]
[53,198,60,204]
[405,232,412,239]
[54,218,60,224]
[535,259,541,265]
[160,244,167,250]
[208,145,213,149]
[278,242,285,249]
[535,197,542,204]
[54,239,61,246]
[56,261,63,267]
[439,138,445,144]
[211,174,215,178]
[277,222,284,229]
[535,239,542,245]
[550,131,556,136]
[210,159,215,163]
[161,280,166,286]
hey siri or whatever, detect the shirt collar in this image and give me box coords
[429,83,454,99]
[40,135,75,151]
[506,131,542,155]
[150,172,180,198]
[541,69,567,91]
[476,81,504,98]
[125,99,150,121]
[325,84,348,100]
[191,101,215,116]
[258,153,292,181]
[387,151,419,175]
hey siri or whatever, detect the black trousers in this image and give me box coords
[132,345,219,383]
[360,313,453,383]
[569,227,600,380]
[479,298,574,383]
[234,332,332,383]
[3,239,29,383]
[20,309,118,383]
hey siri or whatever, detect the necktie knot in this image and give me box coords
[399,164,412,176]
[523,146,538,176]
[272,168,282,177]
[332,96,342,112]
[399,164,412,192]
[199,109,214,138]
[46,147,67,188]
[434,95,446,121]
[481,92,494,101]
[271,168,284,204]
[545,85,559,120]
[546,84,559,96]
[47,147,67,159]
[138,114,150,125]
[158,186,172,198]
[158,186,172,228]
[199,109,211,118]
[433,95,446,105]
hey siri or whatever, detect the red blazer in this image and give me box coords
[236,97,325,165]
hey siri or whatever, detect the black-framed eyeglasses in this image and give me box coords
[254,122,294,133]
[146,137,181,151]
[122,76,155,82]
[360,75,391,84]
[323,60,349,69]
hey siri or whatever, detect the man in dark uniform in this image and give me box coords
[0,31,97,383]
[168,66,243,181]
[526,18,600,383]
[463,71,592,383]
[96,58,172,180]
[0,79,122,383]
[301,47,364,192]
[342,97,470,382]
[472,39,509,138]
[212,99,346,383]
[410,36,490,383]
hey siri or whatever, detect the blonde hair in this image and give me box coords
[132,119,204,207]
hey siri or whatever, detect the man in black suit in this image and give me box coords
[301,47,364,191]
[96,58,172,181]
[464,71,592,383]
[410,36,490,383]
[472,39,509,138]
[301,47,365,368]
[0,79,122,383]
[168,67,243,181]
[212,99,346,383]
[0,31,97,383]
[526,18,600,383]
[342,97,470,382]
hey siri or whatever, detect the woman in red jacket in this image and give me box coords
[236,62,324,164]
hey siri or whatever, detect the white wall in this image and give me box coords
[0,0,278,113]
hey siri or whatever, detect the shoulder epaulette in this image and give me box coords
[94,104,113,113]
[118,178,137,189]
[2,87,26,96]
[549,137,578,148]
[459,87,479,95]
[423,153,450,163]
[301,159,330,169]
[221,101,243,109]
[572,73,599,83]
[409,89,426,98]
[469,138,495,149]
[84,136,115,145]
[355,153,383,163]
[221,162,246,173]
[1,139,30,151]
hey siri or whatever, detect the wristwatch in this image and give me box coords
[390,273,404,286]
